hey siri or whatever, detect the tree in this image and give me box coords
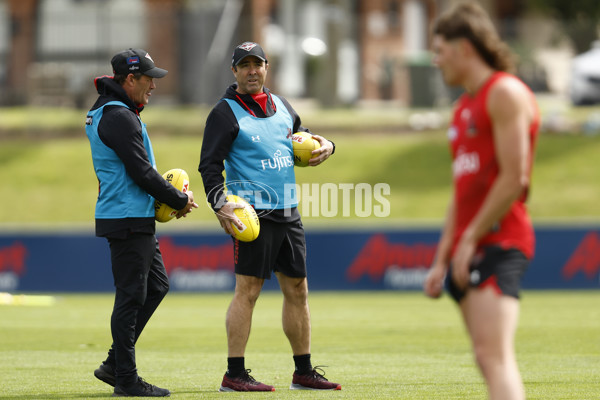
[528,0,600,54]
[5,0,38,105]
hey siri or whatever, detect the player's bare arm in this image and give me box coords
[424,198,456,298]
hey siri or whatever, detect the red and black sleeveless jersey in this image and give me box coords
[448,71,539,259]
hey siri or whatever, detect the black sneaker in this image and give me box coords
[113,377,170,397]
[94,363,115,387]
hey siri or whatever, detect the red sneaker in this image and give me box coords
[290,367,341,390]
[219,369,275,392]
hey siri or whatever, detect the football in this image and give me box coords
[155,168,190,223]
[225,194,260,242]
[292,132,321,167]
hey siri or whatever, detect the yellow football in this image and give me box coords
[226,194,260,242]
[155,169,190,223]
[292,132,320,167]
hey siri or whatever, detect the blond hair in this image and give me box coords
[433,2,515,72]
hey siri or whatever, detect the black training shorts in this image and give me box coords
[446,245,530,303]
[233,218,307,279]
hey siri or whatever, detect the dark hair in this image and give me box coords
[113,72,144,85]
[433,2,515,72]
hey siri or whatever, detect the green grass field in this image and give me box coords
[1,132,600,226]
[1,99,600,225]
[1,291,598,399]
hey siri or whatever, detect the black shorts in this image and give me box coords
[446,245,529,303]
[233,218,307,279]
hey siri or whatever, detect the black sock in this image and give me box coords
[226,357,245,377]
[293,354,313,375]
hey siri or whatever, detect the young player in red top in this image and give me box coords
[423,3,539,400]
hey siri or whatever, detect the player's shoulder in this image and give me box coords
[208,99,236,121]
[205,99,239,138]
[487,73,532,110]
[489,73,531,101]
[272,93,298,117]
[99,103,140,135]
[487,73,537,120]
[272,92,291,107]
[102,100,133,117]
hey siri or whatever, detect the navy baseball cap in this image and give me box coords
[232,42,267,67]
[111,48,168,78]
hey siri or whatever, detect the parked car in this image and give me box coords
[570,41,600,105]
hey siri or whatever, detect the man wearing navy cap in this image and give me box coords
[86,48,197,397]
[199,42,340,392]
